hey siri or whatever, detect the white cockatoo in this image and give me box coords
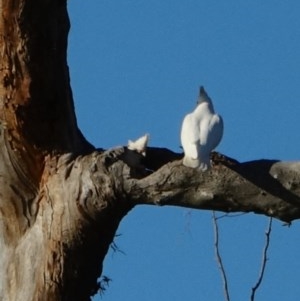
[127,134,149,156]
[123,134,149,169]
[180,87,223,170]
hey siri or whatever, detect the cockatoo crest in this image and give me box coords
[197,86,212,105]
[127,134,149,156]
[180,86,223,171]
[123,134,149,170]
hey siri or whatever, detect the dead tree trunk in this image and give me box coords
[0,1,300,301]
[0,1,118,300]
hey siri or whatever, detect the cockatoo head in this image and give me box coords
[127,134,149,156]
[197,86,212,106]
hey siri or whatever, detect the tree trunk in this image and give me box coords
[0,1,300,301]
[0,1,124,300]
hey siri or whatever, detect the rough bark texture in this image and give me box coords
[0,1,300,301]
[135,151,300,222]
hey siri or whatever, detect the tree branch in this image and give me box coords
[212,211,231,301]
[122,148,300,222]
[250,217,273,301]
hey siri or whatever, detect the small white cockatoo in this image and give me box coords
[180,86,223,171]
[127,134,149,156]
[123,134,149,169]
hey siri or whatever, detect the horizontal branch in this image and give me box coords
[122,148,300,223]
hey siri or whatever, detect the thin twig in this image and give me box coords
[216,212,248,220]
[98,275,112,297]
[110,233,126,256]
[250,217,273,301]
[212,211,231,301]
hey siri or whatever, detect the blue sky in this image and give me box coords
[68,1,300,300]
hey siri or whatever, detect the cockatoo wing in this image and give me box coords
[198,113,223,171]
[181,114,199,159]
[200,114,223,149]
[181,113,201,168]
[208,114,223,150]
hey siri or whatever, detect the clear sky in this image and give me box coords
[68,1,300,300]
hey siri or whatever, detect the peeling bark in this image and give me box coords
[1,1,300,301]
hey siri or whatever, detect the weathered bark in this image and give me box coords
[0,147,133,300]
[0,0,103,300]
[1,1,300,301]
[132,151,300,223]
